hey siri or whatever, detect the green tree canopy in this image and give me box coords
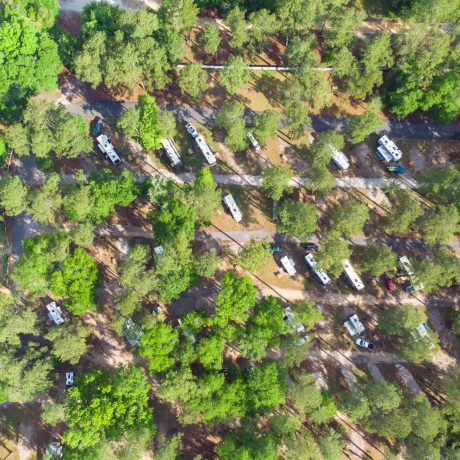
[347,97,383,144]
[421,205,459,246]
[253,111,280,146]
[316,231,352,276]
[385,185,424,235]
[358,244,397,277]
[178,64,208,101]
[200,23,221,55]
[277,200,318,241]
[221,55,250,94]
[234,238,272,273]
[331,201,369,237]
[261,166,293,201]
[0,174,28,216]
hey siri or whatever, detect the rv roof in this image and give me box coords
[280,256,297,276]
[378,135,402,161]
[223,193,242,222]
[342,259,365,291]
[304,253,331,285]
[195,135,217,166]
[330,146,350,170]
[161,139,182,167]
[344,314,365,336]
[97,134,121,164]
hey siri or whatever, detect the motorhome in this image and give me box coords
[161,139,182,167]
[195,135,217,166]
[223,193,242,223]
[247,132,261,152]
[304,253,331,286]
[47,302,64,325]
[280,256,297,277]
[344,314,365,336]
[398,255,424,291]
[330,145,350,171]
[96,134,121,165]
[342,259,365,291]
[376,135,403,162]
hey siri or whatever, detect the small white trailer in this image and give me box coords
[46,302,64,325]
[161,138,182,167]
[195,135,217,166]
[342,259,365,291]
[304,253,331,285]
[223,193,242,223]
[247,132,261,152]
[398,255,424,291]
[330,145,350,171]
[376,135,403,162]
[344,314,365,336]
[97,134,121,165]
[280,256,297,277]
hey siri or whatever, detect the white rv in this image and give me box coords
[195,135,217,166]
[411,323,435,349]
[223,193,242,223]
[330,145,350,171]
[46,302,64,325]
[96,134,121,165]
[398,255,424,291]
[280,256,297,277]
[344,314,365,336]
[304,253,331,285]
[161,139,182,167]
[342,259,365,291]
[284,307,306,333]
[376,135,403,162]
[247,132,261,152]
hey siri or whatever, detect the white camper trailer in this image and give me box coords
[280,256,297,277]
[342,259,365,291]
[161,139,182,167]
[398,255,424,291]
[247,132,261,152]
[330,145,350,171]
[195,135,217,166]
[304,253,331,286]
[223,193,242,223]
[47,302,64,325]
[97,134,121,165]
[344,314,365,336]
[376,135,403,162]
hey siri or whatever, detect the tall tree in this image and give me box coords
[420,205,459,246]
[28,173,62,225]
[137,94,163,151]
[385,185,423,235]
[235,238,272,273]
[331,201,369,237]
[188,167,221,226]
[261,166,293,201]
[178,64,208,101]
[160,0,198,34]
[358,244,397,276]
[347,97,383,144]
[221,55,250,95]
[316,231,352,276]
[277,201,318,241]
[200,24,221,55]
[226,7,248,50]
[253,111,280,146]
[0,174,28,216]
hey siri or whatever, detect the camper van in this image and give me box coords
[304,253,331,286]
[97,134,121,165]
[376,135,403,162]
[342,259,365,291]
[161,139,182,168]
[223,193,242,223]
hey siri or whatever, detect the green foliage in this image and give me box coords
[0,174,28,216]
[4,124,29,156]
[287,370,323,414]
[138,322,178,373]
[41,400,66,426]
[379,305,427,336]
[419,165,460,210]
[331,201,369,237]
[318,429,345,460]
[385,185,423,235]
[316,231,352,277]
[246,362,287,413]
[347,97,382,144]
[215,100,248,151]
[69,223,95,248]
[269,414,303,440]
[234,238,271,273]
[200,23,221,55]
[307,164,336,195]
[358,244,397,277]
[138,93,162,151]
[117,108,140,139]
[339,387,371,422]
[154,433,183,460]
[261,166,293,201]
[50,248,99,315]
[253,110,280,146]
[221,55,250,94]
[188,167,221,226]
[45,319,92,364]
[212,271,257,329]
[0,294,38,346]
[277,200,318,241]
[178,64,208,101]
[194,249,219,278]
[159,0,198,33]
[0,343,53,403]
[197,334,225,370]
[291,300,323,331]
[324,7,365,50]
[365,381,402,414]
[309,131,345,167]
[284,101,311,139]
[28,173,62,225]
[421,205,459,246]
[452,310,460,336]
[63,365,154,450]
[226,7,248,50]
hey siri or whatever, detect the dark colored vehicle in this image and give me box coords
[270,244,283,252]
[383,272,396,292]
[387,165,406,174]
[302,243,319,252]
[92,117,103,136]
[356,338,374,350]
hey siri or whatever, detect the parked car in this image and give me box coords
[387,165,406,174]
[92,117,103,136]
[302,243,319,251]
[270,244,283,252]
[355,338,374,350]
[185,123,198,138]
[383,272,396,292]
[65,372,75,389]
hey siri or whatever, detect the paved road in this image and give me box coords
[64,102,460,141]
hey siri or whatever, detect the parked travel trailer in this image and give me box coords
[46,302,64,325]
[223,193,242,223]
[411,323,435,349]
[344,314,365,336]
[247,132,261,152]
[342,259,365,291]
[304,253,331,285]
[124,317,143,346]
[284,307,306,333]
[195,135,217,166]
[280,256,297,277]
[398,255,424,291]
[376,135,403,162]
[161,138,182,167]
[97,134,121,165]
[330,145,350,171]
